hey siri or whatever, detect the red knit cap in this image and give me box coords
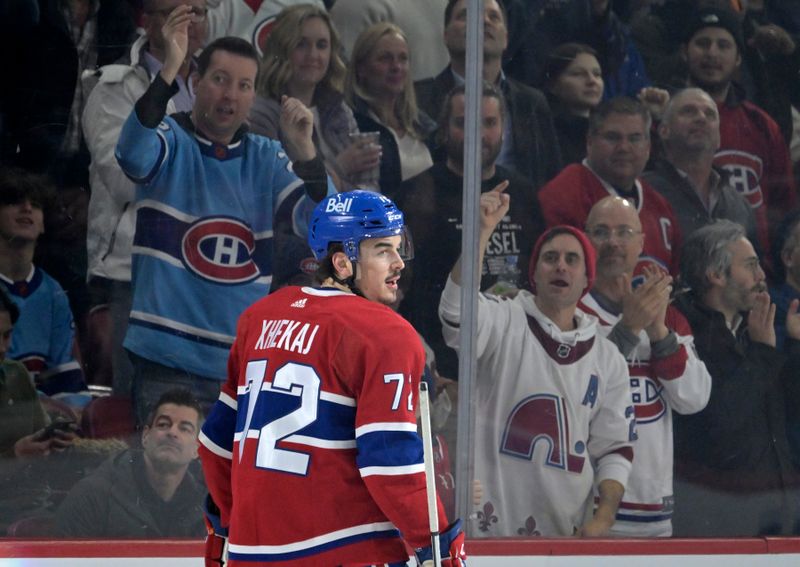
[529,225,596,297]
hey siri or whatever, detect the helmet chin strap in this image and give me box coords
[332,259,365,298]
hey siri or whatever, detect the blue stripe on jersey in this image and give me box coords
[235,387,357,442]
[134,207,274,280]
[128,316,234,350]
[228,526,400,563]
[133,206,187,256]
[356,430,424,469]
[202,398,238,453]
[615,512,673,523]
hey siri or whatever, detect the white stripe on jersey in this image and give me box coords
[137,198,198,223]
[199,430,233,460]
[235,382,355,407]
[131,246,273,286]
[321,390,356,406]
[218,391,237,410]
[360,463,425,477]
[228,521,396,556]
[130,310,236,345]
[355,422,417,437]
[233,430,357,450]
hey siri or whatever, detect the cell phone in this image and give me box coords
[41,419,76,439]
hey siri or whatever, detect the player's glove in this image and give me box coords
[203,494,229,567]
[414,519,467,567]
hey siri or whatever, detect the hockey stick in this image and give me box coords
[419,381,442,567]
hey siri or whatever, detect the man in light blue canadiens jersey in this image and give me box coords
[115,6,333,425]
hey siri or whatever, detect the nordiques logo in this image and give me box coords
[181,217,260,284]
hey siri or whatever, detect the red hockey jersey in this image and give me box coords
[714,98,797,276]
[199,286,447,566]
[537,163,681,277]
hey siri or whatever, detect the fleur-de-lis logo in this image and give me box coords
[477,501,498,532]
[517,516,541,537]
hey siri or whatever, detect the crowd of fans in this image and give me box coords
[0,0,799,542]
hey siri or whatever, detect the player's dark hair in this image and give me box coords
[145,388,203,429]
[313,243,366,297]
[444,0,507,27]
[0,166,56,210]
[196,36,261,80]
[0,287,20,325]
[435,82,506,148]
[588,96,652,137]
[314,243,344,284]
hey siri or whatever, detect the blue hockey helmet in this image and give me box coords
[308,191,412,261]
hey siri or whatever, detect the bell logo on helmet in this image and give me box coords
[325,197,353,214]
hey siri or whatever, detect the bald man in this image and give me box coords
[579,196,711,537]
[643,88,758,254]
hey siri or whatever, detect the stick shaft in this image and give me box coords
[419,382,441,566]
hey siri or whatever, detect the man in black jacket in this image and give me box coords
[414,0,562,189]
[55,389,205,537]
[673,219,800,536]
[399,83,542,384]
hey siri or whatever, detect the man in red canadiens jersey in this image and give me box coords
[198,190,466,567]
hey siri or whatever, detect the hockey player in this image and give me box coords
[199,191,466,566]
[440,183,635,537]
[579,196,711,536]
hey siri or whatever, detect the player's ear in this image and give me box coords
[332,250,353,279]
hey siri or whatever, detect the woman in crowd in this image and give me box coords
[344,22,435,200]
[249,4,381,190]
[543,43,605,165]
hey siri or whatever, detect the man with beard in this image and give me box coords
[671,220,800,536]
[681,7,797,279]
[644,88,757,247]
[439,185,635,537]
[55,389,205,537]
[579,196,711,537]
[414,0,562,188]
[399,83,543,383]
[538,96,681,276]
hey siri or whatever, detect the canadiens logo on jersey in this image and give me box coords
[714,149,764,209]
[629,366,666,424]
[134,204,269,285]
[252,15,278,57]
[182,217,260,284]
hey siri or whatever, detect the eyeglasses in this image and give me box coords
[147,6,208,22]
[596,131,648,147]
[586,226,642,242]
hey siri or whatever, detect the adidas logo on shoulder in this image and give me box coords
[290,298,307,309]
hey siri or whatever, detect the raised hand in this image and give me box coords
[637,87,670,121]
[279,95,316,162]
[620,266,672,338]
[748,291,777,347]
[160,4,193,84]
[479,180,510,236]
